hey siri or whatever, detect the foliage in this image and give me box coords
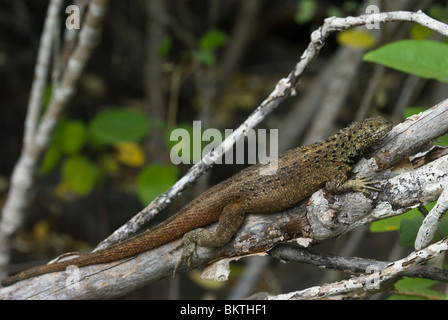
[61,155,100,195]
[409,4,448,40]
[294,0,359,24]
[337,30,376,49]
[371,201,448,248]
[158,35,173,58]
[89,108,150,144]
[364,40,448,82]
[137,164,179,209]
[389,277,448,300]
[40,106,179,205]
[166,123,224,165]
[193,29,228,68]
[294,0,316,24]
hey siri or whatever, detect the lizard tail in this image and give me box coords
[2,257,88,287]
[3,193,225,286]
[1,244,139,287]
[1,218,195,287]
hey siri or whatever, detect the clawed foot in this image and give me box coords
[350,176,381,194]
[172,232,198,277]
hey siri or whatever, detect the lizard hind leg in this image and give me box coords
[173,202,245,276]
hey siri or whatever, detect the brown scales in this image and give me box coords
[2,116,393,286]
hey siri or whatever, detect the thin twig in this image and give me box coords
[267,237,448,300]
[0,0,110,280]
[270,245,448,282]
[23,0,63,152]
[416,188,448,250]
[0,0,64,281]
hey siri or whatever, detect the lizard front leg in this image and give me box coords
[173,202,245,276]
[326,165,380,194]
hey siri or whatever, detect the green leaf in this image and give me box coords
[158,35,172,58]
[194,29,228,68]
[399,215,424,247]
[166,123,221,164]
[395,277,438,291]
[294,0,316,24]
[364,40,448,82]
[61,120,88,154]
[199,29,228,50]
[388,294,427,300]
[370,214,407,232]
[370,200,448,249]
[89,108,150,144]
[400,203,431,244]
[398,202,448,247]
[389,290,442,300]
[436,215,448,240]
[389,277,443,300]
[403,106,427,119]
[40,139,63,174]
[193,49,216,68]
[435,133,448,147]
[409,24,433,40]
[137,164,179,205]
[40,118,67,174]
[370,208,420,233]
[62,155,100,195]
[326,6,343,18]
[41,119,88,172]
[41,85,52,114]
[428,4,448,22]
[341,1,359,13]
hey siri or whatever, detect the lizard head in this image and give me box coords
[329,115,393,162]
[350,116,393,155]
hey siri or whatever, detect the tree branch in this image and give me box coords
[269,245,448,283]
[265,237,448,300]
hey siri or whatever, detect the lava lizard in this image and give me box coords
[1,116,392,286]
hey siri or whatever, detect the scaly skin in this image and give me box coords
[2,116,392,286]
